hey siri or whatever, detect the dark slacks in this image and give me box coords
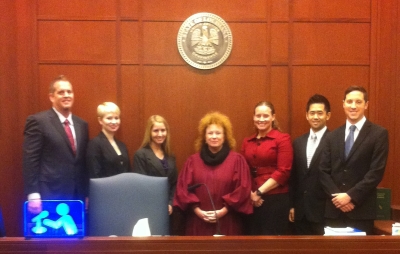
[246,193,290,235]
[294,217,325,235]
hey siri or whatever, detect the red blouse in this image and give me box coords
[241,129,293,195]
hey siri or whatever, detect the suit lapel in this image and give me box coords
[73,116,82,156]
[300,134,310,175]
[146,147,167,176]
[99,131,117,157]
[165,156,175,177]
[72,115,82,155]
[346,120,371,160]
[335,125,347,162]
[309,129,329,168]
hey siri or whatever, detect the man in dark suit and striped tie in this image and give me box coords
[22,75,89,214]
[289,94,331,235]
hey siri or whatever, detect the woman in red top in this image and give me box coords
[241,101,293,235]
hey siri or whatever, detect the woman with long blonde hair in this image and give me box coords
[133,115,177,215]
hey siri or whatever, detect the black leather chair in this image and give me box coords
[89,173,169,236]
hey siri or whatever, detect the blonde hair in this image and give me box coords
[97,102,120,118]
[140,115,171,156]
[194,112,236,152]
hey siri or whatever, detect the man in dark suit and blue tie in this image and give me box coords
[23,75,89,213]
[289,94,331,235]
[319,86,389,235]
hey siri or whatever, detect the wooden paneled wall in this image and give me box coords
[0,0,399,236]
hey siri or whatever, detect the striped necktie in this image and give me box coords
[307,134,317,168]
[64,119,76,155]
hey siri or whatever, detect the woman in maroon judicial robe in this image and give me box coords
[173,112,253,236]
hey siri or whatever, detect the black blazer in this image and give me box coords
[133,145,178,204]
[86,131,131,178]
[319,120,389,220]
[22,109,89,200]
[289,130,329,223]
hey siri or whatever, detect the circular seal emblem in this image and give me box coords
[177,13,233,70]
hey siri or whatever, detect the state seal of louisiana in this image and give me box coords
[177,13,233,70]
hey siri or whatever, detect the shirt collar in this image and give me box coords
[248,129,280,141]
[309,126,327,140]
[346,116,366,131]
[52,107,73,126]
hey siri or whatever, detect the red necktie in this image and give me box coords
[64,119,76,155]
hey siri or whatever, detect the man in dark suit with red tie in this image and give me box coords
[23,75,89,213]
[319,86,389,234]
[289,94,331,235]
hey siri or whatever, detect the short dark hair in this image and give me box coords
[344,86,368,102]
[306,94,331,113]
[49,75,70,93]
